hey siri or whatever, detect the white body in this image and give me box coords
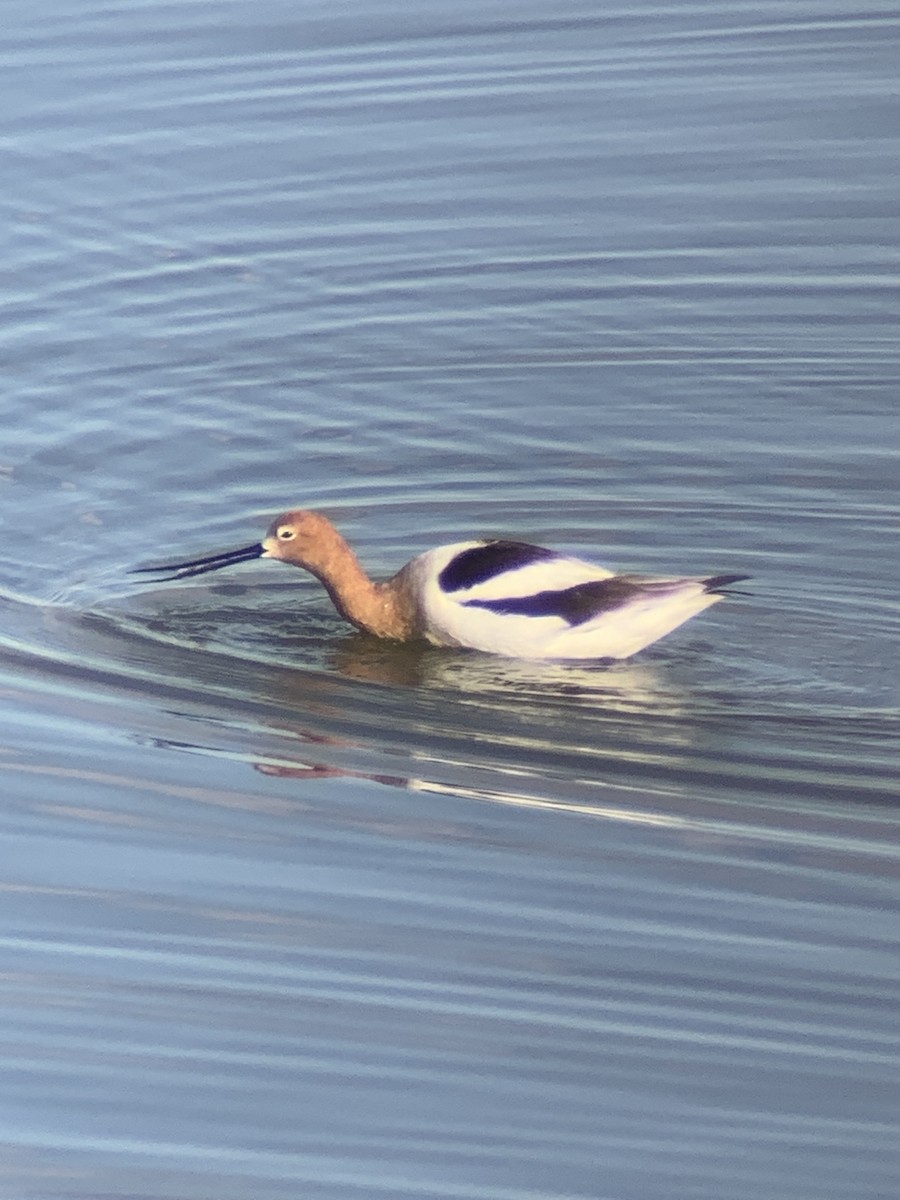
[406,542,728,660]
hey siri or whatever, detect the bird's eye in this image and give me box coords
[277,527,295,541]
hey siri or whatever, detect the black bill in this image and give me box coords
[130,542,265,582]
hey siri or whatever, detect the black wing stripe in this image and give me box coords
[438,541,557,593]
[462,579,645,626]
[704,574,751,592]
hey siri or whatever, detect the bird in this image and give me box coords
[132,508,749,660]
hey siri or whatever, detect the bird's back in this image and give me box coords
[407,539,739,659]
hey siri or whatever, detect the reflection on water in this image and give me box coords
[3,587,898,821]
[2,583,900,1200]
[329,629,689,707]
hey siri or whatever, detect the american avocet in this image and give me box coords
[133,509,749,660]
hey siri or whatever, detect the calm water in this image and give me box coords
[1,1,899,1197]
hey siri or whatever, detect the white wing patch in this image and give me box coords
[413,542,619,653]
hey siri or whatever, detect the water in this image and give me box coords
[1,1,899,1197]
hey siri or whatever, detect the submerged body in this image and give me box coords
[134,508,748,661]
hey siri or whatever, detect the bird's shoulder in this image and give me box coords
[411,539,615,603]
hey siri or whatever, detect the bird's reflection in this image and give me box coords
[328,630,689,716]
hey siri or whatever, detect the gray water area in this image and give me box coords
[1,1,899,1197]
